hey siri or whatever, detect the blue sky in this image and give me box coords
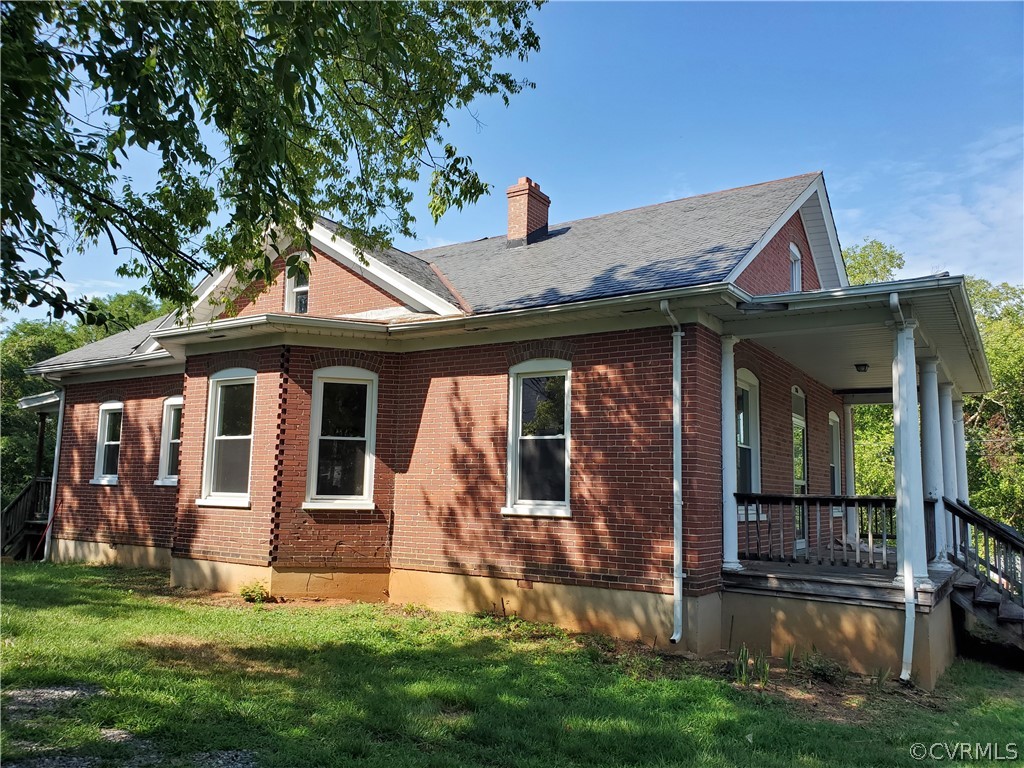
[16,2,1024,318]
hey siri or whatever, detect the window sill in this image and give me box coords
[195,496,250,509]
[89,477,118,486]
[302,500,375,511]
[501,504,571,519]
[153,478,179,487]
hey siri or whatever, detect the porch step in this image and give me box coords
[953,572,980,591]
[998,600,1024,624]
[974,584,1003,606]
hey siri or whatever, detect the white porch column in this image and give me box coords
[892,320,931,583]
[843,403,857,539]
[953,398,970,503]
[939,384,957,553]
[919,359,950,569]
[721,335,741,571]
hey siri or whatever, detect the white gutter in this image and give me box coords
[26,350,174,377]
[660,300,686,645]
[42,382,66,562]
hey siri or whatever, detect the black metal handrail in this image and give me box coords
[735,492,897,568]
[1,477,51,558]
[945,496,1023,608]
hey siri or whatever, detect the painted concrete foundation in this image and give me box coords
[53,538,172,569]
[388,568,722,654]
[721,591,956,690]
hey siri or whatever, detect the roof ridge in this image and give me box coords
[414,171,822,257]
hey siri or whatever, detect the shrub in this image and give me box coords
[239,581,270,604]
[801,649,847,685]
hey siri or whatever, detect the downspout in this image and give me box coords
[660,300,686,644]
[41,379,66,562]
[890,292,916,682]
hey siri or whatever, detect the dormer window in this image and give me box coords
[789,243,803,292]
[286,256,310,314]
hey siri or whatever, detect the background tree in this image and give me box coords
[844,240,904,496]
[1,1,542,323]
[0,291,165,507]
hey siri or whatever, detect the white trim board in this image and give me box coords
[308,221,462,317]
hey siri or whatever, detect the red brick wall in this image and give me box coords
[227,247,407,318]
[54,375,183,549]
[53,324,848,598]
[679,325,725,593]
[389,328,676,595]
[172,349,285,565]
[733,340,847,554]
[735,213,821,295]
[272,347,397,571]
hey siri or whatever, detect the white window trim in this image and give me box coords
[502,358,571,518]
[284,253,310,314]
[155,396,184,486]
[303,366,377,510]
[736,369,764,522]
[789,243,803,292]
[91,401,123,485]
[199,367,256,506]
[828,411,843,516]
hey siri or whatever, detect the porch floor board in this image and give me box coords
[725,560,956,610]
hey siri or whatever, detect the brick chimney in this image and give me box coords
[506,177,550,247]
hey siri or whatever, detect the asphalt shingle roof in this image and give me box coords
[29,315,169,370]
[412,173,819,313]
[33,174,819,370]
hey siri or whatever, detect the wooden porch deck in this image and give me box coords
[724,559,957,611]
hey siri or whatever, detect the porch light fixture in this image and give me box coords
[855,363,869,373]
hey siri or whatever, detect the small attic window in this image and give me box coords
[285,255,310,314]
[789,243,803,292]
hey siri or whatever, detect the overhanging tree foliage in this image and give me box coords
[1,1,542,322]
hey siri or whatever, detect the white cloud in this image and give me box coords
[839,126,1024,286]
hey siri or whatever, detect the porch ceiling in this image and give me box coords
[709,275,991,398]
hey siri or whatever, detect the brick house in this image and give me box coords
[18,172,1017,689]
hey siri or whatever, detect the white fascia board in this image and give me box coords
[724,174,847,290]
[26,350,176,377]
[387,282,743,334]
[309,221,462,317]
[17,390,61,412]
[151,313,390,344]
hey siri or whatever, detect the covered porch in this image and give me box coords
[709,275,1022,685]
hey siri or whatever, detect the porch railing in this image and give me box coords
[1,477,51,558]
[735,493,897,568]
[946,496,1023,609]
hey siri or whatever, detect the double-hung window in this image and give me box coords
[503,359,571,518]
[201,368,256,506]
[736,369,762,520]
[285,255,310,314]
[305,366,377,509]
[91,401,123,485]
[156,396,184,485]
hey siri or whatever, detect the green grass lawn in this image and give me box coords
[2,563,1021,767]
